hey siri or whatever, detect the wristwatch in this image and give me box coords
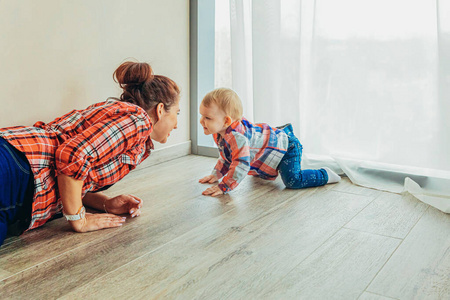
[63,206,86,221]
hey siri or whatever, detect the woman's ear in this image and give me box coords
[155,103,165,122]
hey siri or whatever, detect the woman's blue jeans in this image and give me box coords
[0,137,33,247]
[278,124,328,189]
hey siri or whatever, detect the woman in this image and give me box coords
[0,61,180,246]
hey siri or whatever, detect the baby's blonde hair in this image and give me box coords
[201,88,243,120]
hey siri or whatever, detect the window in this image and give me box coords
[190,0,231,156]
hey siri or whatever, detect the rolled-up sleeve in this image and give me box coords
[55,113,150,181]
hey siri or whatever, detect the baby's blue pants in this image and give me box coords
[278,124,328,189]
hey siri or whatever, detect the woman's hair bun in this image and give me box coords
[113,60,180,113]
[113,61,154,88]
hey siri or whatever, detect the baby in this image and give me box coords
[199,88,341,197]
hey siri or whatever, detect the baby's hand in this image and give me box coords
[199,174,219,184]
[202,185,224,197]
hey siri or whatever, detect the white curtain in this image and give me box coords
[226,0,450,212]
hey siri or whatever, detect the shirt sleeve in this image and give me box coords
[211,133,229,179]
[211,155,230,179]
[55,113,150,181]
[218,132,251,193]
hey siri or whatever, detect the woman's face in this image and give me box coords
[150,99,180,144]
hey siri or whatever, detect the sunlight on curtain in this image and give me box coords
[224,0,450,212]
[215,0,232,88]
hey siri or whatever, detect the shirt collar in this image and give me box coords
[225,118,244,134]
[146,120,155,150]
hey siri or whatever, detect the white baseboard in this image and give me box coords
[196,145,219,158]
[135,141,191,170]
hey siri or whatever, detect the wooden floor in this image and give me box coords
[1,155,449,299]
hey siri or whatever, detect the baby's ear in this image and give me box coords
[225,116,233,126]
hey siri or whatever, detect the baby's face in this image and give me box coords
[199,103,229,136]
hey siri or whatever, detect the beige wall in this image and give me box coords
[0,0,189,149]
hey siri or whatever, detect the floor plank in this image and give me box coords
[359,291,399,300]
[0,269,12,281]
[345,191,428,238]
[367,207,450,299]
[330,177,383,198]
[260,228,400,299]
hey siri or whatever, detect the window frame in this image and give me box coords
[189,0,219,157]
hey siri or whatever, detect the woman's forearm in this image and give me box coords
[82,192,109,211]
[57,174,126,232]
[57,174,84,215]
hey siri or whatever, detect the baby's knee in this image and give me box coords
[281,174,299,189]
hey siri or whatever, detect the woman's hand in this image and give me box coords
[199,174,219,184]
[69,213,126,233]
[104,194,142,218]
[202,185,224,197]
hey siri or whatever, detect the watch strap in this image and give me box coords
[63,206,86,221]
